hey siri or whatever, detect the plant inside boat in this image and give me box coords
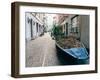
[56,36,81,49]
[51,25,81,49]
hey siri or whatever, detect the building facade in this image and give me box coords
[25,13,45,42]
[53,14,89,49]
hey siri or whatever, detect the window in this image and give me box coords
[71,15,79,33]
[36,23,38,32]
[71,15,80,39]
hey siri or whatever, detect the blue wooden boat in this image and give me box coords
[56,42,89,61]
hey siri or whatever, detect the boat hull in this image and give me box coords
[56,42,89,65]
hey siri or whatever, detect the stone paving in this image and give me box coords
[26,33,61,67]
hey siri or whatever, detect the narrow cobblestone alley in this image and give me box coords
[26,33,61,67]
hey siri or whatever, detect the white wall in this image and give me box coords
[0,0,100,80]
[25,13,32,41]
[25,13,37,41]
[25,13,44,41]
[80,15,90,48]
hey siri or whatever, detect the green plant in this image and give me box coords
[52,25,64,40]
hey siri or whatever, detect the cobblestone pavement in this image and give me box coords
[26,33,61,67]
